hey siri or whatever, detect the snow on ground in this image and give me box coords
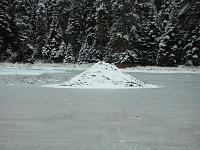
[0,63,90,85]
[0,68,65,75]
[0,62,91,75]
[0,63,64,75]
[44,62,157,89]
[1,62,200,75]
[1,73,200,150]
[122,65,200,74]
[0,73,62,85]
[0,62,200,86]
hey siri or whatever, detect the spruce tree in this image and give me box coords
[16,0,34,63]
[42,16,62,63]
[78,0,96,63]
[1,0,25,62]
[0,0,11,61]
[180,0,200,65]
[132,1,160,65]
[34,2,46,60]
[64,42,75,63]
[65,0,84,62]
[94,0,111,62]
[106,0,131,62]
[156,0,182,66]
[184,24,200,66]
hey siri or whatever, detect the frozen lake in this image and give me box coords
[0,71,200,150]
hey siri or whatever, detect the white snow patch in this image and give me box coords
[0,68,65,75]
[1,63,200,75]
[44,62,158,89]
[0,63,92,75]
[122,66,200,74]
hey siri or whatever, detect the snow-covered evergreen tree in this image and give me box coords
[0,0,26,62]
[0,0,11,61]
[77,0,96,63]
[16,0,35,63]
[64,42,75,63]
[78,41,90,63]
[34,2,46,60]
[57,41,66,62]
[131,1,160,65]
[94,0,111,62]
[184,24,200,66]
[42,16,62,63]
[156,0,182,66]
[65,0,84,62]
[0,37,3,61]
[20,0,39,49]
[0,0,199,66]
[180,0,200,66]
[45,0,60,31]
[106,0,133,62]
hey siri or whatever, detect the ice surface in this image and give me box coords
[1,62,199,87]
[1,73,200,150]
[0,68,65,75]
[45,62,157,89]
[122,65,200,74]
[1,63,200,74]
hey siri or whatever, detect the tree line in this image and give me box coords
[0,0,200,66]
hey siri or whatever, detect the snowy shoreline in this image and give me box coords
[42,62,159,89]
[0,63,200,75]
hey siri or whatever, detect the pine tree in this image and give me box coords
[77,0,96,63]
[184,24,200,66]
[107,0,141,64]
[0,0,11,61]
[34,2,46,60]
[64,42,75,63]
[78,41,90,63]
[0,37,3,59]
[0,0,35,62]
[65,0,84,62]
[94,0,111,62]
[20,0,39,50]
[180,0,200,65]
[156,0,182,66]
[42,16,62,62]
[1,0,25,62]
[131,1,160,65]
[16,0,34,63]
[106,0,131,62]
[57,41,66,62]
[0,0,199,66]
[45,0,60,31]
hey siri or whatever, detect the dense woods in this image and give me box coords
[0,0,200,66]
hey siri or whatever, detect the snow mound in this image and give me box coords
[45,62,157,89]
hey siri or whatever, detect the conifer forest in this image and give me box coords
[0,0,200,66]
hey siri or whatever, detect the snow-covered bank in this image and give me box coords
[44,83,158,89]
[2,73,200,150]
[0,63,91,75]
[0,68,65,75]
[122,66,200,74]
[0,63,200,75]
[44,62,158,89]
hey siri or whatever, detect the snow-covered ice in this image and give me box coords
[44,62,157,89]
[0,62,200,86]
[1,62,200,87]
[1,63,200,150]
[1,63,200,75]
[0,68,65,75]
[122,65,200,74]
[1,72,200,150]
[0,63,92,76]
